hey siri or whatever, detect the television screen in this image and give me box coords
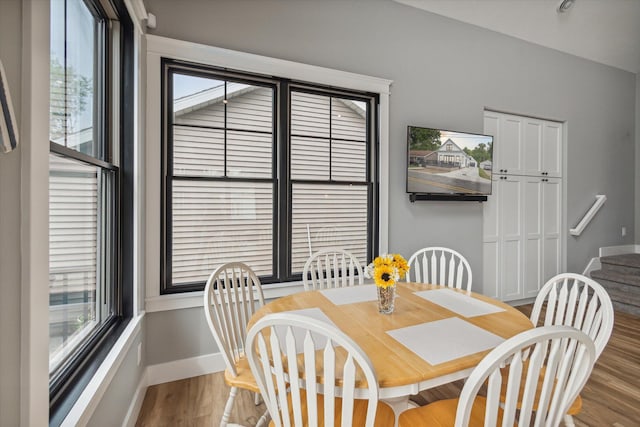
[407,126,494,197]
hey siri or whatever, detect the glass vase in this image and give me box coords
[377,285,396,314]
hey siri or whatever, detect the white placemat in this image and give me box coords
[414,288,505,317]
[387,317,505,365]
[275,308,339,353]
[320,284,378,305]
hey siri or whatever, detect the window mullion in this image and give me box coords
[279,80,291,281]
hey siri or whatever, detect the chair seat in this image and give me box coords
[499,363,583,414]
[398,396,506,427]
[224,356,260,393]
[270,389,395,427]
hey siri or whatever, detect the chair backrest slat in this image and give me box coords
[303,248,364,291]
[531,272,614,359]
[454,326,596,427]
[203,262,265,377]
[406,246,473,292]
[246,313,381,427]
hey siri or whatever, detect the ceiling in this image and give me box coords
[394,0,640,73]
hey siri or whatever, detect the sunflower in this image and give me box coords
[392,254,409,278]
[373,254,393,268]
[373,264,398,288]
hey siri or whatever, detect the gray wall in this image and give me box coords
[142,0,636,363]
[0,0,22,425]
[146,308,215,365]
[637,72,640,244]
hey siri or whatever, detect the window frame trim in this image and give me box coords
[47,0,135,424]
[161,61,379,292]
[146,34,392,306]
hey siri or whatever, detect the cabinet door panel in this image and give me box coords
[500,178,522,300]
[499,117,523,174]
[523,119,542,176]
[543,178,562,282]
[483,241,500,299]
[483,179,500,239]
[501,239,522,300]
[543,122,562,177]
[501,178,522,237]
[543,179,561,236]
[525,238,542,297]
[544,236,561,283]
[524,178,542,298]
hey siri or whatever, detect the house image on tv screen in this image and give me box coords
[407,127,493,195]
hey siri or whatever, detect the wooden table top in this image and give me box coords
[249,282,533,397]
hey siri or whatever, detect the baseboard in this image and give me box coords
[504,297,536,307]
[583,257,601,276]
[146,352,226,386]
[122,371,148,427]
[599,244,640,257]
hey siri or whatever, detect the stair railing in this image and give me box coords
[570,195,606,236]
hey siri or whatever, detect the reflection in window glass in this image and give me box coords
[167,71,275,290]
[50,0,96,156]
[49,154,111,374]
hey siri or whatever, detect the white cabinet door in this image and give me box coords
[523,177,543,298]
[542,122,562,177]
[497,115,523,175]
[522,118,543,177]
[497,176,523,301]
[542,178,562,280]
[482,177,500,299]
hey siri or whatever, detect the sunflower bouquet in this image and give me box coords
[365,254,409,288]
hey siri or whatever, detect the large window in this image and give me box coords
[162,61,378,293]
[48,0,133,423]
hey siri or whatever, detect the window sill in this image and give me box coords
[60,313,144,427]
[145,280,306,313]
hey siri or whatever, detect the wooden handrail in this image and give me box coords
[570,195,606,236]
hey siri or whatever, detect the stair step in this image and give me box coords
[590,273,640,316]
[600,253,640,269]
[598,254,640,278]
[591,269,640,287]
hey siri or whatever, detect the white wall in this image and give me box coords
[0,0,22,424]
[141,0,636,365]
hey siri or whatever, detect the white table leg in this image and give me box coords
[382,396,419,427]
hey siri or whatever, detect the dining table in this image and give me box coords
[248,282,534,422]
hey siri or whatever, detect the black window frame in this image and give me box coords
[161,59,379,294]
[48,0,134,425]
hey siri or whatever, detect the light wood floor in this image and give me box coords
[136,306,640,426]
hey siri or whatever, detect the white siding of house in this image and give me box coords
[170,87,369,285]
[49,154,98,292]
[289,92,368,271]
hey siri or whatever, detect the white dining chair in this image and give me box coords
[398,325,597,427]
[528,272,614,426]
[405,247,472,292]
[203,262,269,427]
[245,312,395,427]
[302,248,364,291]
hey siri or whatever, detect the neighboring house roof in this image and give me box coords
[409,150,434,157]
[437,138,476,162]
[52,127,94,148]
[437,138,465,153]
[174,83,367,117]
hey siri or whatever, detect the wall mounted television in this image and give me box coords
[407,126,494,201]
